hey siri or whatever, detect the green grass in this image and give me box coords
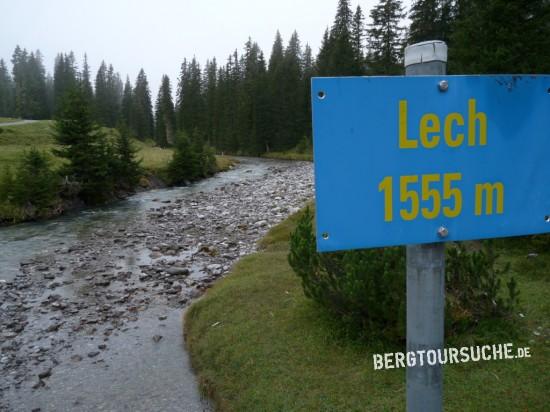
[0,120,235,176]
[262,150,313,161]
[132,139,174,174]
[0,120,58,169]
[0,117,21,124]
[184,210,549,411]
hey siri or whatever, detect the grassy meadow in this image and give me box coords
[0,117,21,124]
[184,209,549,411]
[0,120,234,176]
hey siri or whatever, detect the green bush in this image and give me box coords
[288,208,520,343]
[167,130,217,185]
[113,123,143,190]
[295,136,313,154]
[445,242,519,334]
[0,149,59,222]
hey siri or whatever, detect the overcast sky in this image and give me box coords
[1,0,412,96]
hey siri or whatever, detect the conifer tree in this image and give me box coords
[94,61,109,124]
[367,0,406,75]
[53,52,78,114]
[132,68,154,139]
[11,46,49,119]
[94,61,122,127]
[113,122,142,190]
[154,74,176,147]
[12,148,58,213]
[176,58,204,136]
[266,31,286,151]
[81,54,94,107]
[408,0,452,45]
[167,132,199,184]
[301,44,314,140]
[120,76,133,128]
[316,28,332,76]
[450,0,550,74]
[0,59,15,117]
[203,58,218,144]
[53,88,114,203]
[316,1,364,76]
[351,5,366,68]
[280,31,304,150]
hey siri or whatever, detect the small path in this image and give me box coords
[0,119,39,127]
[0,158,314,411]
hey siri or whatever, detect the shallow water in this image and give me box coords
[0,157,273,282]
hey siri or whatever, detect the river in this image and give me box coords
[0,157,313,412]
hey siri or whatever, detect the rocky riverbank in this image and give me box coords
[0,158,313,411]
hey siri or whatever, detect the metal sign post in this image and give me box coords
[405,40,447,412]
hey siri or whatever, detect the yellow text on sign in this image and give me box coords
[378,174,505,222]
[378,173,463,222]
[398,99,487,149]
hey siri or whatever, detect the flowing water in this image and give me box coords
[0,157,314,412]
[0,157,274,283]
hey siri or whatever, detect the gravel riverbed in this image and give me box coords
[0,158,313,412]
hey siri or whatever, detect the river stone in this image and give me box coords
[165,267,189,276]
[38,368,52,379]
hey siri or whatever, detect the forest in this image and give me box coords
[0,0,549,155]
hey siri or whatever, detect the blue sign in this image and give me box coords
[312,75,550,252]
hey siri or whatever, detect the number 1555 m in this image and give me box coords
[378,173,463,222]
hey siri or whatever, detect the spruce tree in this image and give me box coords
[94,61,122,127]
[120,76,133,129]
[154,74,176,147]
[167,132,199,184]
[94,61,109,124]
[280,31,304,150]
[106,64,123,126]
[367,0,406,75]
[408,0,453,45]
[203,58,218,145]
[0,166,15,204]
[132,68,154,139]
[11,47,49,119]
[266,31,286,151]
[0,59,15,117]
[301,44,314,141]
[450,0,550,74]
[81,54,94,107]
[53,52,78,115]
[12,148,58,213]
[316,28,333,76]
[175,58,204,136]
[114,122,142,190]
[316,1,364,76]
[351,6,366,69]
[53,88,114,204]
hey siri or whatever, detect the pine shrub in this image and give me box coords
[0,149,59,222]
[288,208,520,342]
[167,130,217,185]
[113,123,142,190]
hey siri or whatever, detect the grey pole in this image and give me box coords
[404,40,447,412]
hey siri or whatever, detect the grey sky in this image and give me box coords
[1,0,411,96]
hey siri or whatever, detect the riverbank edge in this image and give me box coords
[0,155,237,227]
[183,208,549,411]
[261,151,313,161]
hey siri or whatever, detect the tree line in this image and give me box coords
[1,0,548,154]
